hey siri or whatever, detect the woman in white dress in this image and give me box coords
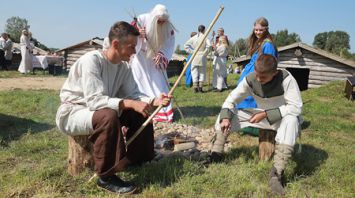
[18,30,33,74]
[212,36,229,92]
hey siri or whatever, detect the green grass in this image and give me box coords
[0,77,354,197]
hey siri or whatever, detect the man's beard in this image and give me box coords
[146,21,169,59]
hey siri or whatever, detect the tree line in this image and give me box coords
[3,16,55,52]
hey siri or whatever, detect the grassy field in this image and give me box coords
[0,73,354,197]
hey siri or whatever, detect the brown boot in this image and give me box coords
[268,166,285,196]
[209,130,227,162]
[269,144,294,196]
[198,81,204,93]
[193,82,199,93]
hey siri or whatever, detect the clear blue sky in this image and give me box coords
[1,0,354,52]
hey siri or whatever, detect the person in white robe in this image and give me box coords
[18,30,33,74]
[130,4,176,122]
[184,25,211,93]
[212,35,229,91]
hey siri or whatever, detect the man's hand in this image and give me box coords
[153,93,172,107]
[153,52,169,69]
[249,111,267,123]
[220,118,231,134]
[120,99,151,118]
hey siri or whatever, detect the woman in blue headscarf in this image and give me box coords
[237,17,278,109]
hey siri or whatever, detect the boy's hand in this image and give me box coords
[220,118,231,134]
[249,111,267,123]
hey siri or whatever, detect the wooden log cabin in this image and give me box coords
[167,53,186,77]
[56,37,103,69]
[234,42,355,90]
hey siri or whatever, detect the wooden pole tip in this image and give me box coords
[220,5,225,9]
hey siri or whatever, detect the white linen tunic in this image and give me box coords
[215,69,303,146]
[184,33,211,83]
[56,50,153,135]
[212,44,228,90]
[3,39,13,60]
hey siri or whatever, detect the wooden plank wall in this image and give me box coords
[167,60,184,77]
[64,43,101,68]
[278,48,355,88]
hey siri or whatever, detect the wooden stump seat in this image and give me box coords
[68,135,94,176]
[258,129,276,161]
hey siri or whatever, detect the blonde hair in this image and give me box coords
[218,35,228,47]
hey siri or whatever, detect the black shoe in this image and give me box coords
[194,87,199,93]
[268,166,285,196]
[97,175,137,194]
[198,87,204,93]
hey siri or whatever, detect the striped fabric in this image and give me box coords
[154,51,169,70]
[153,107,173,122]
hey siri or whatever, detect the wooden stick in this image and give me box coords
[87,173,97,183]
[126,5,225,148]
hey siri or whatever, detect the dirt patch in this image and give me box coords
[0,77,66,91]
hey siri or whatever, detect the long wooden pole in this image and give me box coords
[126,5,225,148]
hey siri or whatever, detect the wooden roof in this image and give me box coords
[234,42,355,69]
[56,37,104,53]
[171,53,186,61]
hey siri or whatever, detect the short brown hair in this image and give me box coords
[198,25,205,33]
[108,21,140,43]
[255,54,277,73]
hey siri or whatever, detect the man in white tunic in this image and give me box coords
[184,25,211,93]
[210,54,303,196]
[18,30,33,74]
[2,33,13,70]
[130,4,175,122]
[56,21,171,194]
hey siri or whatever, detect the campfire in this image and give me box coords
[151,122,232,162]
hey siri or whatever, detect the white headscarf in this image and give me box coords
[145,4,174,59]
